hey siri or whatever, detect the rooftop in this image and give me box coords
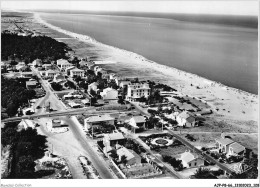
[180,151,199,163]
[104,132,125,141]
[86,114,115,123]
[117,146,135,161]
[216,138,234,146]
[131,116,146,123]
[230,142,245,154]
[26,80,37,86]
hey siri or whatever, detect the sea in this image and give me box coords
[39,11,258,94]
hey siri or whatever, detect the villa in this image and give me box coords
[103,132,126,147]
[215,137,235,154]
[116,146,141,166]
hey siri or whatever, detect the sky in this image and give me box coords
[1,0,259,16]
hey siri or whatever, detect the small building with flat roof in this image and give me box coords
[84,114,115,130]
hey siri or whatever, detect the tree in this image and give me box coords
[109,149,118,160]
[17,155,36,172]
[6,102,18,117]
[147,116,159,129]
[51,82,63,91]
[121,155,128,166]
[193,167,217,179]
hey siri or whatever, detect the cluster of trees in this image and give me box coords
[2,122,48,178]
[192,167,218,179]
[1,76,36,117]
[125,139,146,154]
[1,33,71,62]
[65,80,77,89]
[162,155,183,171]
[147,90,164,104]
[51,82,63,91]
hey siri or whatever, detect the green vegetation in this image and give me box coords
[1,122,48,179]
[51,82,63,91]
[1,33,71,62]
[192,167,218,179]
[1,76,36,117]
[162,155,183,171]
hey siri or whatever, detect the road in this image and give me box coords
[167,129,235,175]
[30,68,116,179]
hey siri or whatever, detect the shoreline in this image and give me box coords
[32,12,258,123]
[34,13,257,98]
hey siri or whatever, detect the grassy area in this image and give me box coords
[158,145,188,158]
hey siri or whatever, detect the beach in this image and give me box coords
[33,13,258,127]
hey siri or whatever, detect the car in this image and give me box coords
[36,106,41,109]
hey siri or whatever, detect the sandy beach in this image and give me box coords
[33,13,258,128]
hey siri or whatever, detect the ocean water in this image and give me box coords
[39,12,258,94]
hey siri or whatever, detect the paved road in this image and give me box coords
[167,129,235,175]
[31,68,115,179]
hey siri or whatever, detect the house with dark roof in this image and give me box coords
[176,111,197,127]
[215,138,235,154]
[180,151,204,168]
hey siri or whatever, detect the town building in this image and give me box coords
[116,146,142,166]
[65,66,75,75]
[84,114,115,130]
[180,151,204,168]
[100,88,118,100]
[176,111,197,127]
[70,68,85,77]
[103,132,126,147]
[128,116,146,131]
[126,83,150,102]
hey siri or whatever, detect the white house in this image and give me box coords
[53,73,66,83]
[18,119,36,130]
[70,68,85,77]
[126,83,150,102]
[65,66,75,75]
[100,88,118,100]
[84,114,115,130]
[128,116,146,130]
[180,151,204,168]
[176,111,197,127]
